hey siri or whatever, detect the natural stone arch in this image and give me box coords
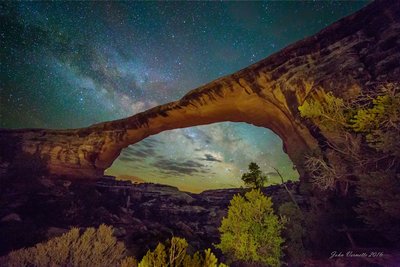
[106,122,299,191]
[4,76,317,179]
[1,0,399,180]
[89,77,317,174]
[0,71,318,179]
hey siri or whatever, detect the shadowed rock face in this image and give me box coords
[0,178,304,257]
[1,0,399,179]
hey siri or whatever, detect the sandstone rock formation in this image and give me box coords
[1,0,399,179]
[0,176,302,256]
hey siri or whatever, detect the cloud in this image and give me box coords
[182,133,194,141]
[153,158,207,176]
[200,153,222,162]
[118,155,137,162]
[205,124,244,151]
[132,148,156,158]
[130,100,158,114]
[120,141,161,160]
[140,138,162,148]
[131,101,146,114]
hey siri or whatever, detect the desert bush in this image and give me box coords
[139,237,226,267]
[139,243,168,267]
[215,189,284,267]
[5,224,126,267]
[120,256,138,267]
[3,228,225,267]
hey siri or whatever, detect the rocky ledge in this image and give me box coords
[1,177,399,266]
[0,176,303,258]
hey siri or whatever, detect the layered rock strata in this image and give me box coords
[0,0,399,179]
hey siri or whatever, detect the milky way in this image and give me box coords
[0,1,369,192]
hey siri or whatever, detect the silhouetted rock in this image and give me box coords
[1,213,21,222]
[0,177,300,258]
[1,178,399,266]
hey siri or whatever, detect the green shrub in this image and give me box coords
[299,84,400,242]
[3,230,225,267]
[182,251,203,267]
[241,162,267,189]
[139,242,168,267]
[139,237,226,267]
[215,189,284,267]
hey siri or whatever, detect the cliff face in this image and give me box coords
[1,0,399,179]
[0,178,303,257]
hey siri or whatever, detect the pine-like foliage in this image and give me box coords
[203,248,224,267]
[139,243,167,267]
[298,83,400,242]
[182,251,203,267]
[139,237,226,267]
[120,257,138,267]
[216,189,284,267]
[351,89,400,157]
[241,162,267,189]
[298,90,349,131]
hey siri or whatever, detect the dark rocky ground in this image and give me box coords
[1,176,398,266]
[0,176,302,258]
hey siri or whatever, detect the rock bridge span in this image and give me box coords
[1,0,399,180]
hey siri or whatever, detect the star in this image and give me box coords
[1,1,370,192]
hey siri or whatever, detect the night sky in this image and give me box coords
[1,1,369,192]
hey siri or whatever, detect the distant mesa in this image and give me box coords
[0,0,399,181]
[116,174,146,184]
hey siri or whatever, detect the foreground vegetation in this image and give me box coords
[2,83,398,266]
[139,237,226,267]
[4,225,126,267]
[1,189,296,267]
[2,225,226,267]
[216,189,284,266]
[299,82,400,245]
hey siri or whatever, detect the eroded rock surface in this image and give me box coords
[0,177,303,257]
[0,0,399,179]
